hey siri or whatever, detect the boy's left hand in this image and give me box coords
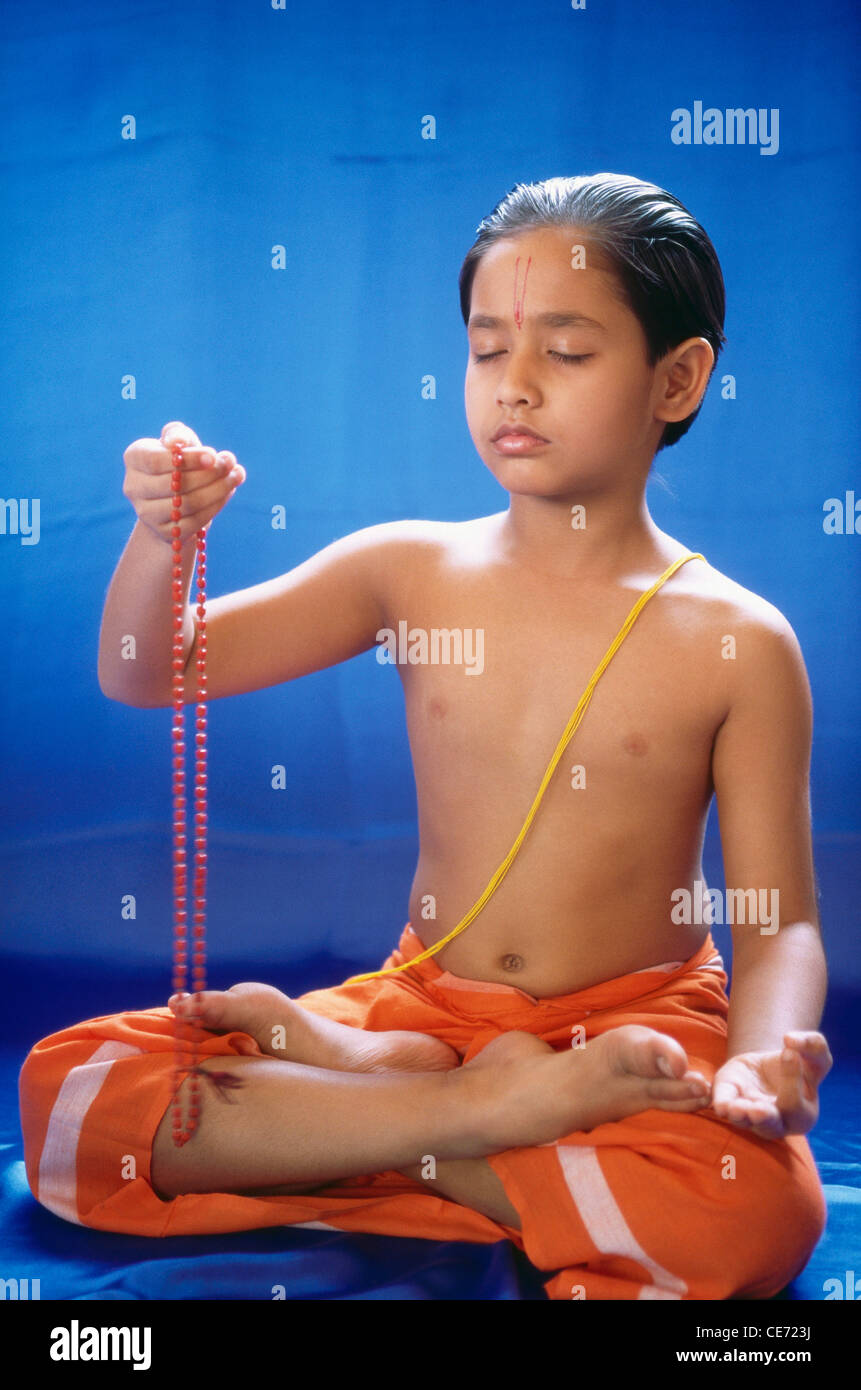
[710,1031,832,1141]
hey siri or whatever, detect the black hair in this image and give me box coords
[458,172,727,451]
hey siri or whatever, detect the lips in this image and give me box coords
[492,422,549,442]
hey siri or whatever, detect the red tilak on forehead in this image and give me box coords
[513,255,532,329]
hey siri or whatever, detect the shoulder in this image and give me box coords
[346,515,491,553]
[675,554,812,726]
[666,552,804,654]
[344,515,495,580]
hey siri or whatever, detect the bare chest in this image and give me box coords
[394,582,725,806]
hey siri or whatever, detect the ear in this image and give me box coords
[654,337,715,425]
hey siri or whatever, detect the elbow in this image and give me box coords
[97,671,166,708]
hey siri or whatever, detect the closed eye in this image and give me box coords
[472,351,593,364]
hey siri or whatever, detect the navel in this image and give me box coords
[500,952,525,973]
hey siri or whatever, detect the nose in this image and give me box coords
[495,350,541,408]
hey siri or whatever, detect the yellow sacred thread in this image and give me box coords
[345,552,705,985]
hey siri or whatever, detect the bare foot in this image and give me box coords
[168,982,460,1074]
[458,1026,712,1151]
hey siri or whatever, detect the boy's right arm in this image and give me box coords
[98,422,395,708]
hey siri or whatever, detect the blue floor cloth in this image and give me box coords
[2,956,858,1301]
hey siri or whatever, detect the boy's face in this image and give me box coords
[464,226,667,498]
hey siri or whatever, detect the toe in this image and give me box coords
[181,989,234,1030]
[637,1030,689,1081]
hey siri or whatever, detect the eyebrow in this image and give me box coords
[467,311,607,332]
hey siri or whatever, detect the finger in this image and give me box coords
[129,453,233,500]
[161,421,202,449]
[775,1049,817,1132]
[140,474,241,536]
[164,447,244,488]
[157,444,220,476]
[722,1098,785,1140]
[137,473,234,521]
[124,439,216,480]
[716,1098,765,1124]
[784,1032,833,1080]
[747,1113,788,1142]
[780,1046,816,1098]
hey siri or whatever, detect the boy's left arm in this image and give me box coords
[709,610,832,1141]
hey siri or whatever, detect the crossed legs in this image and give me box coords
[150,982,713,1224]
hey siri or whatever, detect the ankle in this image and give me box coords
[439,1066,501,1159]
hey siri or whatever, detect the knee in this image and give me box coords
[18,1033,70,1176]
[744,1152,826,1296]
[17,1031,84,1211]
[18,1026,150,1221]
[695,1140,827,1298]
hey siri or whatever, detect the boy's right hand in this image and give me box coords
[122,420,246,544]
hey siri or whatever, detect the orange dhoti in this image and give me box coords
[18,924,826,1300]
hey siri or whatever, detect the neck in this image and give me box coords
[497,484,670,581]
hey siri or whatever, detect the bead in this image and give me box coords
[171,498,206,1131]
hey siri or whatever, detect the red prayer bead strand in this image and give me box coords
[170,442,208,1147]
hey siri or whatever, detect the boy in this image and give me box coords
[20,173,831,1300]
